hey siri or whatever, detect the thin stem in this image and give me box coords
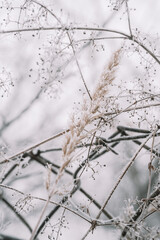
[29,197,50,240]
[146,130,156,199]
[105,102,160,116]
[0,26,130,38]
[67,33,92,100]
[0,129,69,164]
[125,0,132,36]
[55,209,66,240]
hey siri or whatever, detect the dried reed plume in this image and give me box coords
[61,49,121,173]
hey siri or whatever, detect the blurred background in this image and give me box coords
[0,0,160,239]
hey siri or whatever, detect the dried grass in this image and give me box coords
[61,49,121,170]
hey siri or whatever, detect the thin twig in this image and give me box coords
[67,33,92,100]
[0,129,69,164]
[147,130,156,199]
[105,102,160,116]
[55,209,66,240]
[125,0,132,37]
